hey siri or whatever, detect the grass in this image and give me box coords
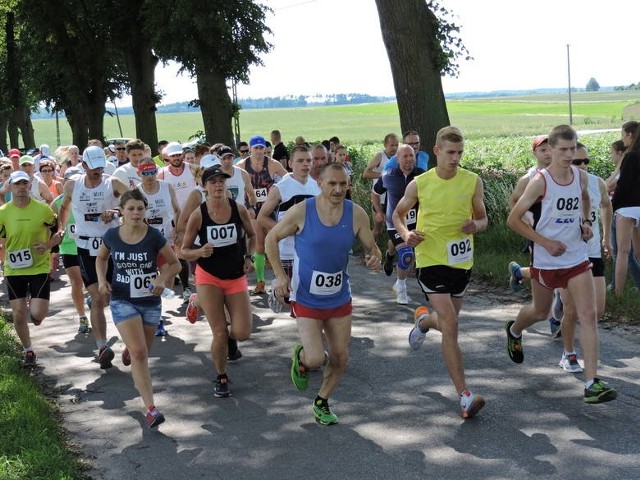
[26,89,640,148]
[0,319,88,480]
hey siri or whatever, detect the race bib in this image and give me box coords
[130,273,157,298]
[309,270,343,296]
[88,237,103,256]
[405,208,417,226]
[254,187,268,203]
[552,196,580,219]
[206,224,238,247]
[7,248,33,269]
[447,238,473,265]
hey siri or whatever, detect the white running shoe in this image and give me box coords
[460,390,485,419]
[408,306,429,349]
[182,287,192,304]
[559,352,583,373]
[396,288,409,305]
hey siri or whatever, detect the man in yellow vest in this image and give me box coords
[392,126,488,419]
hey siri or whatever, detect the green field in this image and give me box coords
[26,90,640,148]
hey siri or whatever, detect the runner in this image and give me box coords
[257,145,320,311]
[555,143,611,373]
[506,124,617,404]
[180,165,256,397]
[237,135,287,294]
[373,144,424,304]
[394,126,488,418]
[0,171,62,367]
[96,189,181,428]
[265,162,382,425]
[58,146,129,369]
[51,166,90,334]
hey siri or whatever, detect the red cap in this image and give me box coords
[9,148,20,158]
[532,135,548,150]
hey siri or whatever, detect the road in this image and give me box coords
[13,258,640,480]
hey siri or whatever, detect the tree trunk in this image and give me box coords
[124,40,159,152]
[196,67,234,146]
[374,0,450,165]
[65,104,89,149]
[13,105,35,148]
[0,115,8,153]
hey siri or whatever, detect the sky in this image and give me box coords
[145,0,640,105]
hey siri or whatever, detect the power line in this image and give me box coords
[273,0,317,11]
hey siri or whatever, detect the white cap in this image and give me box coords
[82,146,107,169]
[200,154,220,169]
[164,142,183,156]
[9,171,30,184]
[39,144,51,157]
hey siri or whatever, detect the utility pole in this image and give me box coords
[567,44,573,126]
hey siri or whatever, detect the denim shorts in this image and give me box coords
[110,299,162,326]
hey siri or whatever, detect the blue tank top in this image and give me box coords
[291,198,354,308]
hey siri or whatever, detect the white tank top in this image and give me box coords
[275,175,321,260]
[586,173,602,258]
[137,180,175,245]
[30,177,46,202]
[225,166,246,205]
[71,174,120,253]
[532,167,588,269]
[161,164,196,208]
[372,149,391,203]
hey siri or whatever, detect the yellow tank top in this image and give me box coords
[415,167,478,269]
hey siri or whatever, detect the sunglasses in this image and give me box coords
[116,147,126,151]
[572,158,589,165]
[41,169,54,173]
[240,150,249,154]
[140,169,158,176]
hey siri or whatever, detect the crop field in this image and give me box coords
[26,90,640,149]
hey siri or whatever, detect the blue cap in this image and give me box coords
[249,135,266,148]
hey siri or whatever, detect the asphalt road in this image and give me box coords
[8,258,640,480]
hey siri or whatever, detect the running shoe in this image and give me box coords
[460,390,485,419]
[559,352,583,373]
[145,407,165,428]
[268,280,283,313]
[408,306,429,350]
[584,378,617,404]
[313,401,339,426]
[290,343,308,391]
[396,288,410,305]
[78,316,91,334]
[252,280,266,295]
[227,337,242,361]
[505,320,524,364]
[122,347,131,367]
[98,345,114,369]
[155,320,167,337]
[508,261,523,292]
[383,250,394,276]
[186,293,199,324]
[182,287,192,305]
[549,317,562,337]
[23,350,37,368]
[214,375,231,398]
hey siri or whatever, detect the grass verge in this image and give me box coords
[0,318,88,480]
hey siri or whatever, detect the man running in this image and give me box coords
[265,162,382,426]
[395,126,488,419]
[506,124,617,404]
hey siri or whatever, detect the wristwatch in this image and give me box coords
[244,254,254,261]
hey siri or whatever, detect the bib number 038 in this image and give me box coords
[309,270,343,296]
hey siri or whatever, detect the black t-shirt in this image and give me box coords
[273,142,289,163]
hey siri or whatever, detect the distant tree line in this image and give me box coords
[614,83,640,91]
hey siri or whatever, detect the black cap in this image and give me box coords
[217,146,234,158]
[202,165,231,184]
